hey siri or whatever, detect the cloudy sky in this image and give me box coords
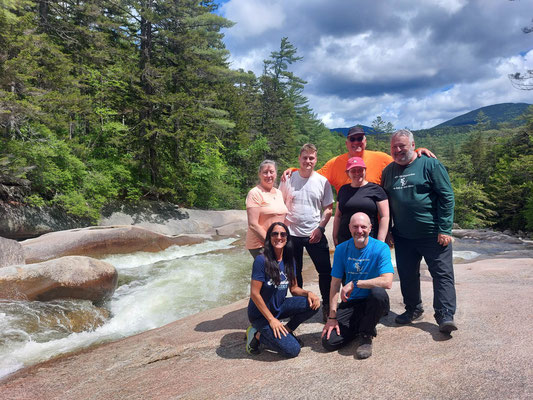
[217,0,533,130]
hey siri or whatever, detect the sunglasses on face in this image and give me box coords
[270,231,287,238]
[349,136,364,142]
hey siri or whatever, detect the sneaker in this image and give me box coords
[355,335,373,359]
[246,325,260,355]
[395,309,424,324]
[438,319,458,334]
[290,332,304,347]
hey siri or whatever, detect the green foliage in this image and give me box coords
[0,1,530,235]
[451,177,496,228]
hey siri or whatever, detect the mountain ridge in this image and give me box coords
[330,102,531,136]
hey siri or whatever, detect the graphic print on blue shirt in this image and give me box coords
[332,237,394,300]
[247,254,294,327]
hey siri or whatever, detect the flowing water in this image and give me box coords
[1,232,532,379]
[0,238,251,379]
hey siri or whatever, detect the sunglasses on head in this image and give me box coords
[270,231,287,238]
[348,136,364,142]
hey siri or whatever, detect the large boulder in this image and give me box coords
[0,236,25,268]
[0,201,92,240]
[0,256,117,302]
[21,225,209,264]
[100,202,247,236]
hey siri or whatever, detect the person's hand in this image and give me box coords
[340,281,354,302]
[307,291,321,310]
[438,233,453,246]
[416,148,436,158]
[309,227,322,243]
[281,168,293,182]
[269,317,288,339]
[321,317,340,340]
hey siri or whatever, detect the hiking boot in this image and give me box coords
[395,309,424,324]
[438,319,458,334]
[355,335,373,359]
[246,325,260,355]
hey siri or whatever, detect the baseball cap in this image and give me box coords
[346,157,366,171]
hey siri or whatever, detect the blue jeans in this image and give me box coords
[393,234,456,322]
[292,235,332,306]
[251,296,318,358]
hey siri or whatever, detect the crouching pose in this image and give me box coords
[246,222,320,357]
[322,213,393,359]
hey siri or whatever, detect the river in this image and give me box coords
[1,232,532,379]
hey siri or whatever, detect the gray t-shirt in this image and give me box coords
[280,171,334,237]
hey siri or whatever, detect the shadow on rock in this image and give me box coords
[194,307,248,332]
[382,312,453,342]
[215,332,285,362]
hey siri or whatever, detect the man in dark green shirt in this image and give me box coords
[382,129,457,334]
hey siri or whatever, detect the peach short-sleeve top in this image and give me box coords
[245,186,288,249]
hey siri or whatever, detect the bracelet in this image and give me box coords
[317,226,325,234]
[328,316,337,320]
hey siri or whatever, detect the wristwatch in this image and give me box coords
[317,226,325,234]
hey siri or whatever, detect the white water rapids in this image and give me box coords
[0,238,250,379]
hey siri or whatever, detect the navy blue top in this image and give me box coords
[247,254,294,328]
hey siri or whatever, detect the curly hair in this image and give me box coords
[263,222,295,286]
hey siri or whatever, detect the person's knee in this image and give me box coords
[321,335,337,352]
[369,287,388,303]
[282,343,301,358]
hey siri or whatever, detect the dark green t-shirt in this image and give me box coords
[382,157,454,239]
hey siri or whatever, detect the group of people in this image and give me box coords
[244,126,457,359]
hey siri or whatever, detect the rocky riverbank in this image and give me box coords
[1,256,531,399]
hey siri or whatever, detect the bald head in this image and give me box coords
[349,212,372,248]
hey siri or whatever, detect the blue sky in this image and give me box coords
[215,0,533,130]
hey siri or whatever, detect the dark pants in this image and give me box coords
[322,287,390,351]
[292,235,332,307]
[393,234,456,322]
[252,296,318,358]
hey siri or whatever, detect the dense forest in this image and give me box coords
[0,1,531,233]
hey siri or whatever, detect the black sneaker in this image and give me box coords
[438,319,458,334]
[395,309,424,324]
[245,325,260,355]
[356,335,373,359]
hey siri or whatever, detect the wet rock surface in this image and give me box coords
[1,257,531,399]
[0,256,117,302]
[0,237,24,268]
[21,225,208,264]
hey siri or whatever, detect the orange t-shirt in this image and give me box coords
[245,186,288,249]
[317,151,393,192]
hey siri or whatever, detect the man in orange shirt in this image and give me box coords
[284,126,433,192]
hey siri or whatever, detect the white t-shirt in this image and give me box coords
[280,171,333,237]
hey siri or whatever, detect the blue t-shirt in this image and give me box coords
[247,254,293,327]
[332,237,394,300]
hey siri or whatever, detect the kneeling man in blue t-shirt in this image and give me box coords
[321,212,394,359]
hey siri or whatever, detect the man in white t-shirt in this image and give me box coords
[280,143,334,322]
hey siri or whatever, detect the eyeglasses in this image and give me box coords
[270,231,287,238]
[349,136,364,142]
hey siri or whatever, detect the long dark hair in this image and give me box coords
[263,222,295,286]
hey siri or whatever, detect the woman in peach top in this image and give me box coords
[246,160,288,258]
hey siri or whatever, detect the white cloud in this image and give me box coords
[220,0,533,130]
[220,0,285,38]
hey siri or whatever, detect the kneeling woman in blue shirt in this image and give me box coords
[246,222,321,357]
